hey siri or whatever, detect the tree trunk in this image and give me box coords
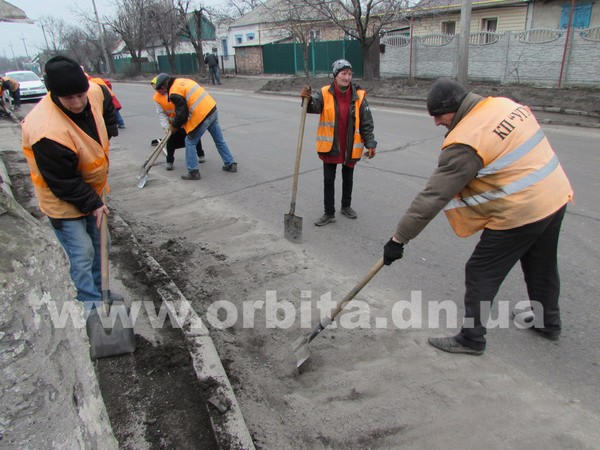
[361,37,380,81]
[303,42,310,79]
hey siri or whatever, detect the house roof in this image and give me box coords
[231,0,326,28]
[0,0,32,23]
[413,0,529,12]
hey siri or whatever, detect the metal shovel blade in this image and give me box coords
[137,173,149,189]
[137,165,147,180]
[292,334,311,368]
[284,213,302,242]
[86,301,136,360]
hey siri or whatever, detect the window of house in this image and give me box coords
[222,39,228,57]
[309,29,321,41]
[235,34,242,44]
[560,3,592,28]
[481,18,498,32]
[246,32,255,41]
[441,21,456,35]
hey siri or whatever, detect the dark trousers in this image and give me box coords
[459,204,567,348]
[323,163,354,215]
[166,128,203,163]
[11,89,20,107]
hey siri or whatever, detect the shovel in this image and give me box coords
[137,129,171,188]
[293,257,385,369]
[284,96,310,242]
[86,210,136,360]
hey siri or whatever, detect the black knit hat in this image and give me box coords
[427,78,468,116]
[44,56,89,97]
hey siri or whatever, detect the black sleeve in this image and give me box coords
[306,89,323,114]
[32,138,104,215]
[170,93,189,129]
[100,85,118,138]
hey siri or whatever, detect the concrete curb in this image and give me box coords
[111,213,256,450]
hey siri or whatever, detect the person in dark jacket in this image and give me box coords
[382,78,573,355]
[21,55,119,308]
[300,59,377,226]
[0,76,21,109]
[204,52,221,85]
[152,74,236,180]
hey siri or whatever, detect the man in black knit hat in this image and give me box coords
[21,55,119,310]
[382,77,573,355]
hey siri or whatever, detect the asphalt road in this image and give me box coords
[111,81,600,416]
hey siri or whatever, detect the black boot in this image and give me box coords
[181,169,201,180]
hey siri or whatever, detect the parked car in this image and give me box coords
[4,70,47,101]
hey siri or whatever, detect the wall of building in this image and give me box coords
[411,5,529,35]
[530,0,600,29]
[381,26,600,86]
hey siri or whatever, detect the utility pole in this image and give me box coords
[21,37,30,59]
[91,0,112,74]
[457,0,472,85]
[40,23,50,51]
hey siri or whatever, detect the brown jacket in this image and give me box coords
[394,92,484,243]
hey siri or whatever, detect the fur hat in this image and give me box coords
[44,56,89,97]
[427,78,468,116]
[332,59,352,78]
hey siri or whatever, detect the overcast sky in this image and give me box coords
[0,0,212,59]
[0,0,116,58]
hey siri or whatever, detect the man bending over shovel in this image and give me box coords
[382,78,573,355]
[21,56,121,309]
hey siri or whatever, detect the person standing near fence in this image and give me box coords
[204,52,221,85]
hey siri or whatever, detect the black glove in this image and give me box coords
[383,238,404,265]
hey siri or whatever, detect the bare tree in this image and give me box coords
[174,0,208,75]
[265,0,328,79]
[299,0,409,80]
[222,0,262,18]
[38,16,69,53]
[147,0,183,73]
[109,0,153,74]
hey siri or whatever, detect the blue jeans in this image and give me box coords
[185,111,235,170]
[52,216,102,305]
[210,66,221,84]
[115,109,125,127]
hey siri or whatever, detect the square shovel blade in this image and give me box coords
[284,213,302,242]
[86,301,136,360]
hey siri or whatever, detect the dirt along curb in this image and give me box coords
[109,212,255,450]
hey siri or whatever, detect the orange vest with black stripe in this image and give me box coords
[153,91,175,119]
[2,77,19,92]
[21,83,110,218]
[168,78,216,133]
[316,86,366,160]
[442,97,573,237]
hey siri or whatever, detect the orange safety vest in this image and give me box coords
[168,78,216,133]
[21,83,110,218]
[442,97,573,237]
[153,91,175,119]
[316,86,366,160]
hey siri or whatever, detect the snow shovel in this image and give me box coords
[137,129,171,188]
[284,96,310,243]
[86,211,136,360]
[293,257,385,369]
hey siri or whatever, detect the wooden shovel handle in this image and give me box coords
[100,196,109,300]
[289,96,309,215]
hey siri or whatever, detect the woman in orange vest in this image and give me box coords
[300,59,377,226]
[150,74,205,170]
[21,56,119,307]
[382,78,573,355]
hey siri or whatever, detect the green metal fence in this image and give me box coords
[113,53,201,75]
[263,40,363,77]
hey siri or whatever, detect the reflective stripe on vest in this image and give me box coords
[316,86,365,160]
[153,91,175,118]
[168,78,216,133]
[21,83,110,218]
[442,97,573,237]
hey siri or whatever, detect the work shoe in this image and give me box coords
[314,214,335,227]
[428,336,485,355]
[532,327,561,341]
[341,206,357,219]
[181,169,201,180]
[166,162,174,171]
[222,162,237,172]
[198,156,206,163]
